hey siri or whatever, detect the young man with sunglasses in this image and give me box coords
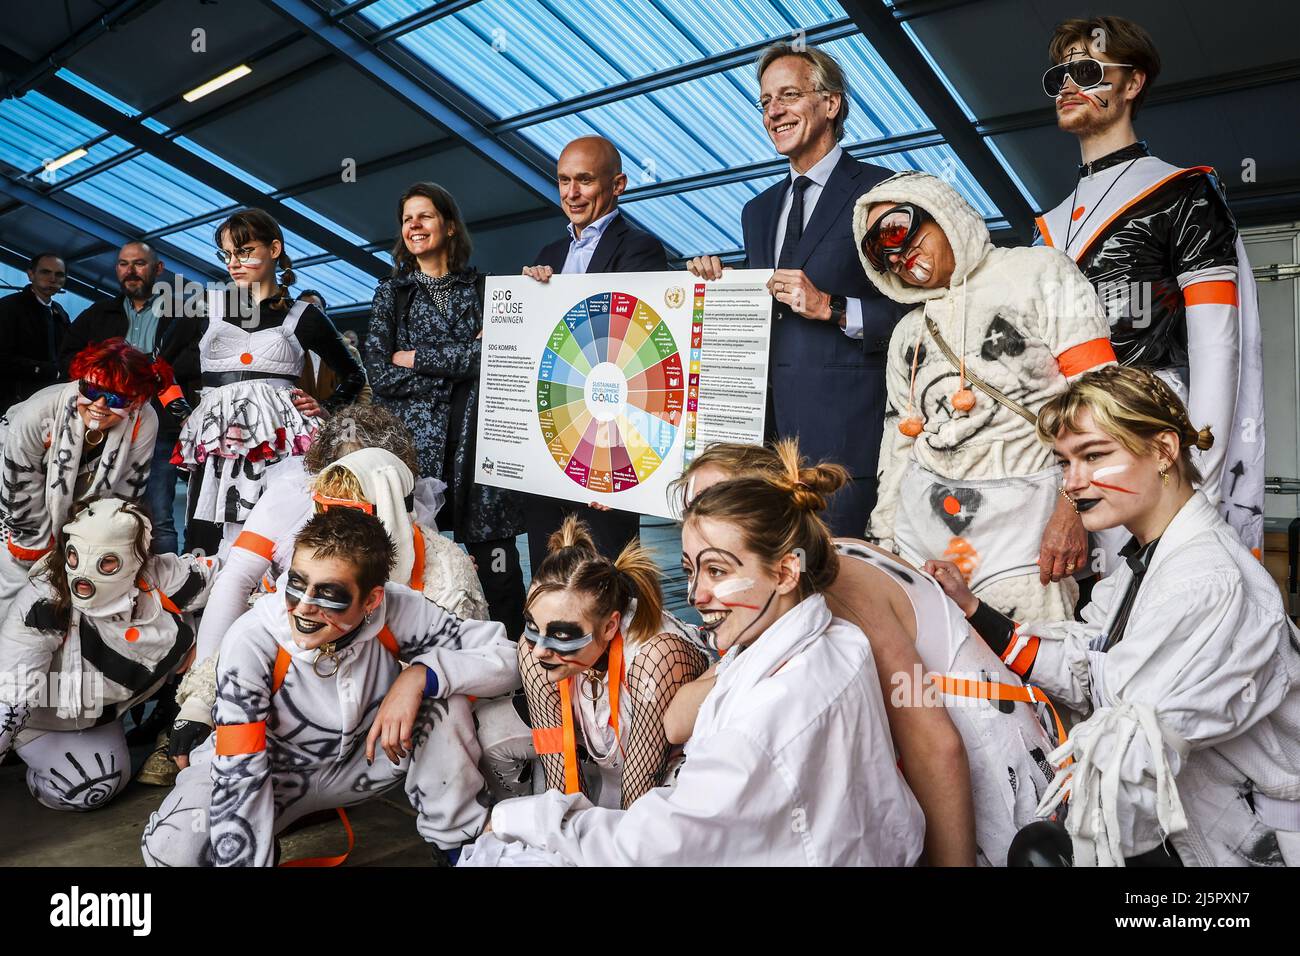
[1036,15,1265,561]
[686,43,903,538]
[142,508,519,867]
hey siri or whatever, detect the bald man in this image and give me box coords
[521,135,669,571]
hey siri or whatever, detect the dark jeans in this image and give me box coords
[147,439,180,554]
[463,536,526,642]
[523,495,641,574]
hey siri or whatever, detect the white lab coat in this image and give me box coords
[1009,492,1300,865]
[486,594,925,866]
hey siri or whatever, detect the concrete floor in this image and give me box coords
[0,518,692,867]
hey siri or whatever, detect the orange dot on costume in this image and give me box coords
[125,627,140,642]
[942,495,961,516]
[240,353,254,365]
[1071,205,1086,221]
[951,389,976,412]
[899,416,924,437]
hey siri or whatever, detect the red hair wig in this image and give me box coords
[70,337,172,404]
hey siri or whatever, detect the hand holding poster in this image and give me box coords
[474,270,773,519]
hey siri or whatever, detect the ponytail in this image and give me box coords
[613,538,664,645]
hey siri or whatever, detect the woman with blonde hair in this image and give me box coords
[463,450,923,866]
[668,439,1059,867]
[930,365,1300,867]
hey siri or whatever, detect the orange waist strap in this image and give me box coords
[931,674,1068,751]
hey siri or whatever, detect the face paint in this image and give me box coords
[1089,463,1136,494]
[284,580,353,611]
[684,539,779,653]
[684,475,697,506]
[522,622,595,654]
[712,576,759,607]
[284,563,362,648]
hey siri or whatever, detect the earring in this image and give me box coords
[1158,465,1169,486]
[364,608,373,624]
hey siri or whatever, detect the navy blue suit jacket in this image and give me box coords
[743,151,901,481]
[534,210,668,275]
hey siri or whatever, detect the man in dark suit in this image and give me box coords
[62,241,201,555]
[688,43,904,537]
[521,135,669,572]
[0,252,71,412]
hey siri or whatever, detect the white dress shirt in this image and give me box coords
[560,209,620,275]
[772,144,863,339]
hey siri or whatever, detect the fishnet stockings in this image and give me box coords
[517,635,707,808]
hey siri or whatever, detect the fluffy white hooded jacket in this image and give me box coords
[851,172,1114,550]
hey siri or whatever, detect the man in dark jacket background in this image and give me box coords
[0,251,72,411]
[62,241,201,554]
[520,135,670,573]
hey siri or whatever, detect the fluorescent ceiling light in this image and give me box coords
[44,148,88,172]
[183,65,251,102]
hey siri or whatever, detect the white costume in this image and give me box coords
[0,499,214,811]
[180,448,484,726]
[141,581,520,865]
[852,171,1115,620]
[463,594,924,866]
[0,382,156,616]
[1001,493,1300,866]
[835,541,1057,865]
[174,298,320,545]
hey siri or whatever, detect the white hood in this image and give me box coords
[851,170,993,305]
[319,447,418,586]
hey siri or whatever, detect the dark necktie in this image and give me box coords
[777,175,813,270]
[1101,537,1160,651]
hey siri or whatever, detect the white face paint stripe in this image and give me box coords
[685,475,696,506]
[1091,464,1128,480]
[713,577,756,599]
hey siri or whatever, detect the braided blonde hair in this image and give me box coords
[1036,365,1214,483]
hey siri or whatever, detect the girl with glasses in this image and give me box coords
[173,208,366,553]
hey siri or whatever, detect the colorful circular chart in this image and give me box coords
[536,291,684,494]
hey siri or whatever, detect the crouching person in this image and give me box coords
[141,508,520,867]
[0,496,215,811]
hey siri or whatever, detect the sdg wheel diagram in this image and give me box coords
[536,291,684,495]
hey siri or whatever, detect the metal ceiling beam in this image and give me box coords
[490,18,860,134]
[837,0,1035,241]
[0,174,225,282]
[1,0,157,98]
[977,58,1300,136]
[259,0,559,208]
[889,0,986,22]
[330,0,389,21]
[365,0,481,45]
[41,74,391,279]
[70,136,466,264]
